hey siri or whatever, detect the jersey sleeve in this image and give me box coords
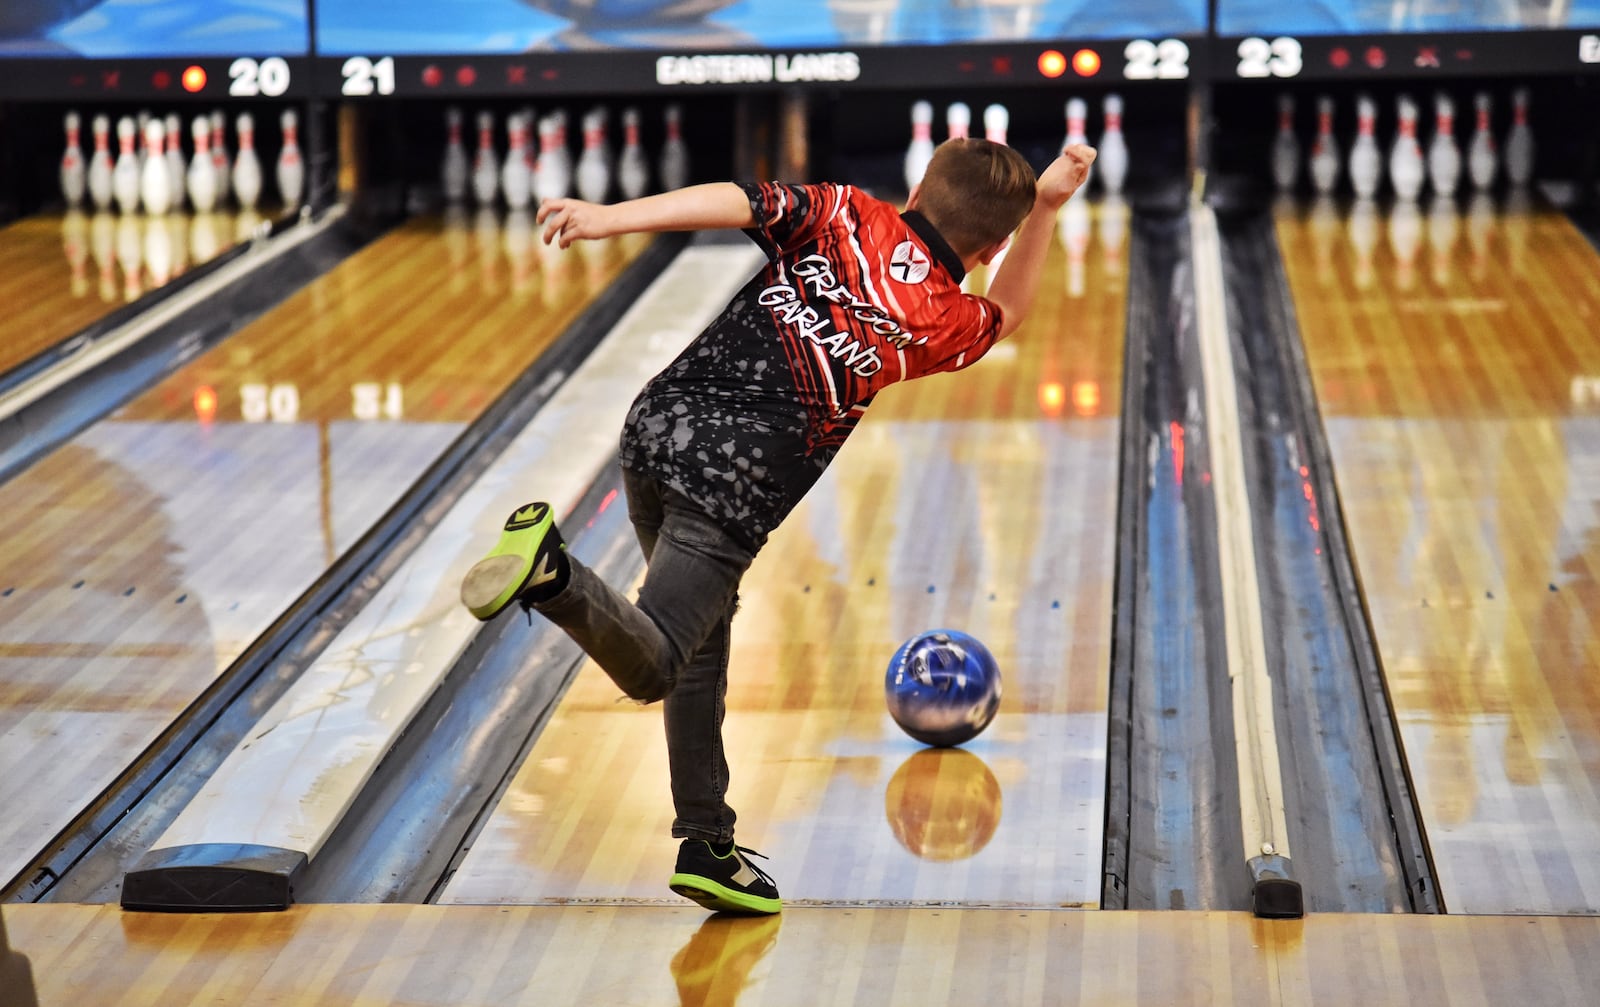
[924,293,1006,375]
[738,182,849,259]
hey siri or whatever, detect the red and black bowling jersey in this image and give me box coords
[619,181,1004,547]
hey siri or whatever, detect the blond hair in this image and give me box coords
[914,139,1037,257]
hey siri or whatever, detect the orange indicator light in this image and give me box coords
[1072,380,1100,415]
[181,65,207,92]
[194,385,218,423]
[1072,49,1102,76]
[1037,50,1067,78]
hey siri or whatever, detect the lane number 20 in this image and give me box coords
[228,57,292,97]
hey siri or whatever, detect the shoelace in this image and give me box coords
[728,845,777,888]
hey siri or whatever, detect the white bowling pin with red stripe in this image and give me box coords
[87,114,114,211]
[61,111,86,209]
[1308,96,1340,196]
[1348,95,1381,199]
[277,109,304,212]
[232,112,263,212]
[904,101,934,192]
[1270,94,1298,192]
[618,107,649,201]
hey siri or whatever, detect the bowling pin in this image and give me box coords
[501,111,533,211]
[1505,87,1534,188]
[659,104,688,192]
[232,112,263,212]
[1467,92,1496,191]
[277,109,304,212]
[1308,96,1340,196]
[1061,97,1087,152]
[1388,95,1424,201]
[441,106,469,203]
[187,115,217,213]
[946,102,970,141]
[617,107,649,201]
[575,108,609,203]
[1427,94,1461,200]
[535,113,571,202]
[61,111,87,209]
[112,116,141,215]
[1348,95,1381,199]
[472,110,498,206]
[904,100,934,193]
[1097,93,1128,195]
[140,119,171,216]
[164,113,186,211]
[87,114,113,212]
[983,103,1008,145]
[1270,94,1298,193]
[211,111,232,205]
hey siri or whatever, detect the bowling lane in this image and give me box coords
[0,209,644,892]
[0,211,252,377]
[441,200,1128,908]
[1278,194,1600,914]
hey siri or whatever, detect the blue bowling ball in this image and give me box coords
[885,630,1001,747]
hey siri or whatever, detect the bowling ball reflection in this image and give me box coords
[884,748,1002,861]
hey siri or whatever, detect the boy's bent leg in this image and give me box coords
[535,492,756,703]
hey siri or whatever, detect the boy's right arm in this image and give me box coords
[984,144,1096,341]
[537,182,756,248]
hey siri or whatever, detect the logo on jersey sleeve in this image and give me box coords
[889,241,930,284]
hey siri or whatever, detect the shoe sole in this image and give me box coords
[460,504,557,620]
[669,872,782,915]
[461,554,529,619]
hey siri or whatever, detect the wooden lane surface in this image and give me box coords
[0,212,639,892]
[0,211,249,376]
[1277,195,1600,914]
[440,203,1127,909]
[7,902,1600,1005]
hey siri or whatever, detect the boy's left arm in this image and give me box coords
[537,183,756,248]
[985,144,1097,341]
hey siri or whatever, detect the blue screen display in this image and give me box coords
[315,0,1208,54]
[1218,0,1600,36]
[0,0,308,57]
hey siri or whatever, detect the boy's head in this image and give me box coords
[909,139,1037,262]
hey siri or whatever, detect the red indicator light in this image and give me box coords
[151,69,172,90]
[456,64,477,87]
[194,385,218,424]
[1329,46,1351,69]
[1365,46,1386,69]
[181,65,207,92]
[421,64,442,87]
[1072,49,1102,77]
[1037,50,1067,78]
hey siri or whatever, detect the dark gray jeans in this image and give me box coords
[533,469,758,844]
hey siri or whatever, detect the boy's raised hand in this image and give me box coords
[1039,144,1098,209]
